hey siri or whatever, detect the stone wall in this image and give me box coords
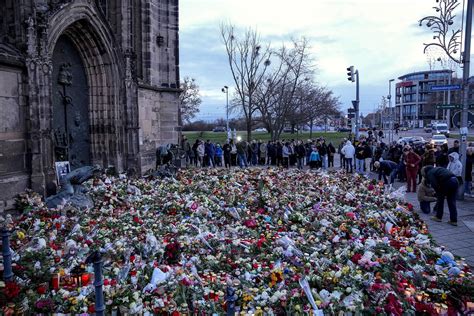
[0,65,29,211]
[138,86,179,173]
[0,0,180,207]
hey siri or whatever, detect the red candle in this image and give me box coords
[81,273,91,286]
[52,274,60,290]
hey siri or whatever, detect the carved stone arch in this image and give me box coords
[46,1,125,171]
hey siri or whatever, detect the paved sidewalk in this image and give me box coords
[404,191,474,266]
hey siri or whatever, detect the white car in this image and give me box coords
[253,127,268,132]
[430,134,448,146]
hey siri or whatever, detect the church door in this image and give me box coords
[52,35,91,169]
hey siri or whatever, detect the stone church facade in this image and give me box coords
[0,0,180,210]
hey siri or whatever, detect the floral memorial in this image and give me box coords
[1,168,473,314]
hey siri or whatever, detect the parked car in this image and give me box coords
[359,127,368,132]
[283,127,298,133]
[424,124,432,133]
[430,134,448,146]
[410,136,427,146]
[337,127,351,132]
[400,126,409,131]
[212,126,226,132]
[397,137,414,145]
[432,123,450,137]
[253,127,268,132]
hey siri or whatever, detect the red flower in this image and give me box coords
[351,253,362,264]
[37,284,47,295]
[244,219,257,229]
[130,255,136,263]
[384,293,403,316]
[3,281,21,300]
[130,270,137,277]
[88,304,95,313]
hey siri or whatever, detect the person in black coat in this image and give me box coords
[267,141,276,165]
[465,147,473,196]
[374,160,398,185]
[422,166,459,225]
[327,142,336,168]
[223,140,232,169]
[435,144,449,168]
[295,141,306,170]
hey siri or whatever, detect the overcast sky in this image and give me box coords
[179,0,467,122]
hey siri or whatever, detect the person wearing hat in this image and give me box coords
[422,166,459,226]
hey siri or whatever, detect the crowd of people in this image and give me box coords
[158,133,473,226]
[178,137,337,170]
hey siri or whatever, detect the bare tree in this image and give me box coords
[179,77,202,125]
[221,23,272,141]
[254,38,314,140]
[298,85,340,138]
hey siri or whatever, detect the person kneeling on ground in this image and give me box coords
[417,177,437,214]
[421,166,459,226]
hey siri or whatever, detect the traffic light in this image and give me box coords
[348,119,352,127]
[347,66,355,82]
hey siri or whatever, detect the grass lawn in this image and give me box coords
[182,131,349,145]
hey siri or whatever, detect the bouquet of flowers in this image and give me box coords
[1,168,473,315]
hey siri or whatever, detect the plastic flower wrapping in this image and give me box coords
[1,168,474,315]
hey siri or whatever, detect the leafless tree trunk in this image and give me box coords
[221,23,272,141]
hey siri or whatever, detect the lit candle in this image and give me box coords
[81,273,91,286]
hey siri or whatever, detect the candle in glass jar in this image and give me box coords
[52,273,60,290]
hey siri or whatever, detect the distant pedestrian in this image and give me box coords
[295,140,306,170]
[341,140,355,173]
[327,142,336,168]
[215,143,223,167]
[309,147,321,169]
[223,140,232,168]
[404,146,421,193]
[465,147,473,197]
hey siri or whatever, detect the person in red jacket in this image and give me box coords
[404,145,421,192]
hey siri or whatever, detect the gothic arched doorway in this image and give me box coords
[52,35,91,169]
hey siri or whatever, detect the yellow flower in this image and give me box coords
[16,231,25,240]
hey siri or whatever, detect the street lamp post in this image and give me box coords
[222,86,229,140]
[388,79,395,143]
[420,0,473,198]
